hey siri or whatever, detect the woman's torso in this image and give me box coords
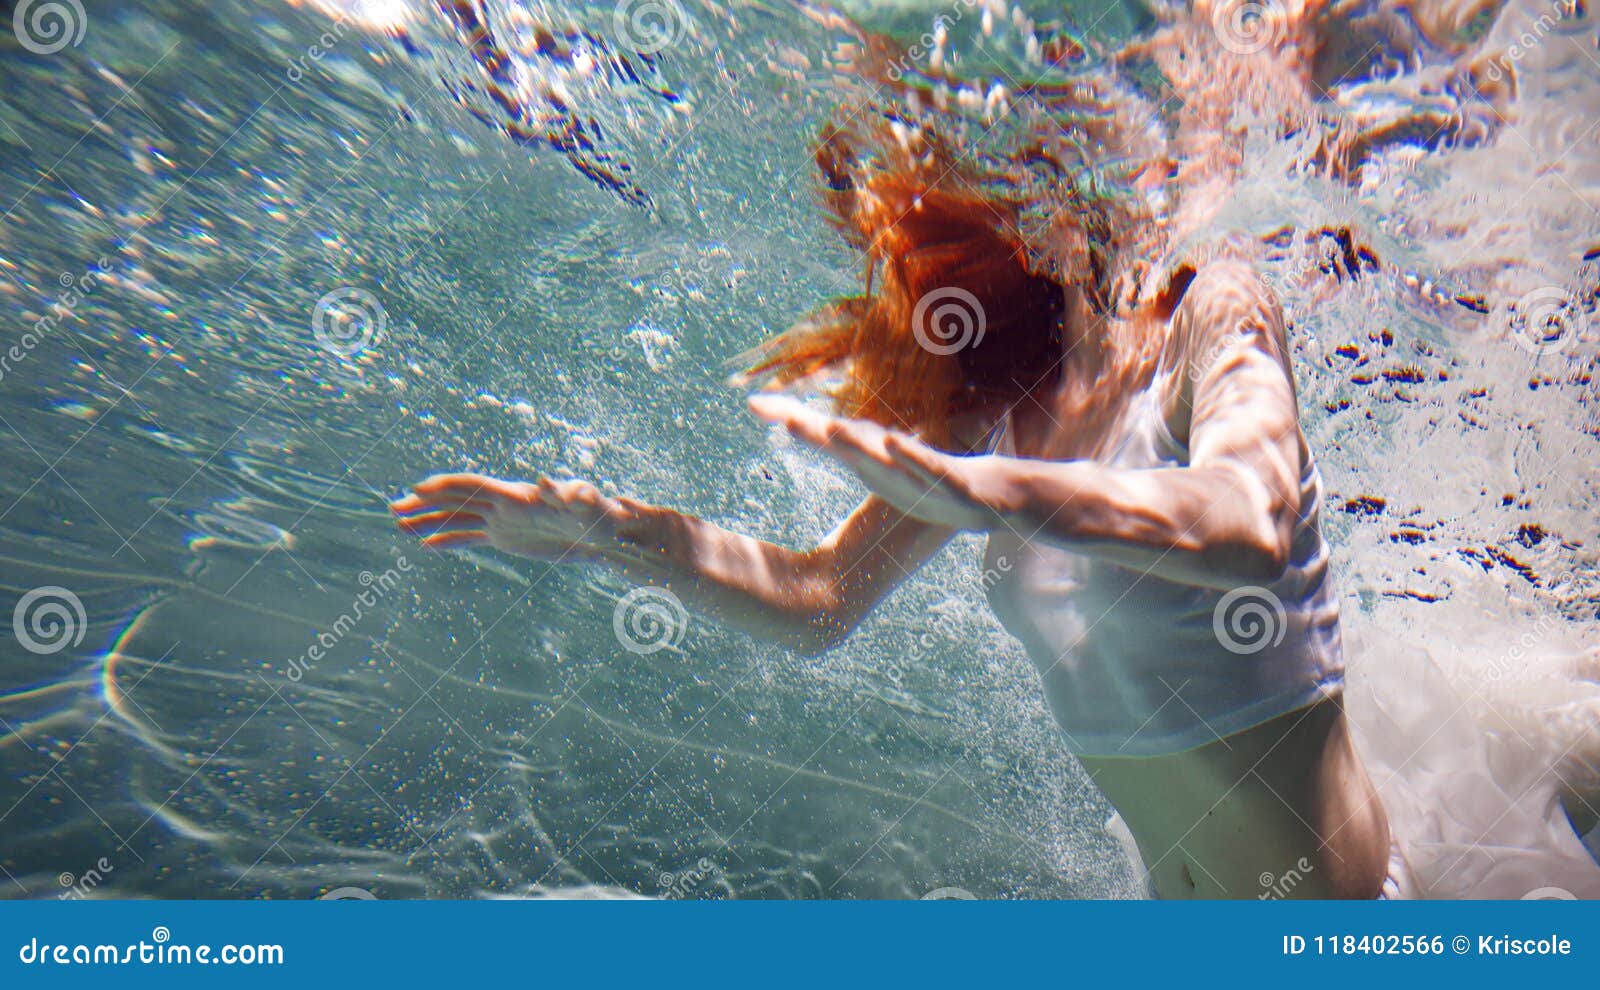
[974,305,1386,897]
[981,358,1345,758]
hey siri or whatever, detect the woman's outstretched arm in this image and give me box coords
[391,479,953,656]
[751,263,1305,591]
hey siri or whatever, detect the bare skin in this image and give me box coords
[1080,696,1389,899]
[392,260,1392,898]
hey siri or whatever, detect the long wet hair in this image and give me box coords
[742,118,1075,451]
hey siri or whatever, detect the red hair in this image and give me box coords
[744,121,1065,451]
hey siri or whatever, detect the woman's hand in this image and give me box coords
[390,473,633,562]
[747,394,1007,530]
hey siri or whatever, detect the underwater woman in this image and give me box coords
[388,107,1410,897]
[389,0,1583,898]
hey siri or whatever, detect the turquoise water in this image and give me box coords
[0,0,1596,899]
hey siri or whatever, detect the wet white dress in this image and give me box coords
[982,378,1600,898]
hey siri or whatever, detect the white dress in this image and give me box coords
[983,378,1600,898]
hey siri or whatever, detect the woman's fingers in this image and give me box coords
[421,530,489,549]
[389,492,494,516]
[751,396,893,464]
[413,472,528,502]
[748,394,840,450]
[396,509,488,535]
[746,392,804,423]
[748,395,949,504]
